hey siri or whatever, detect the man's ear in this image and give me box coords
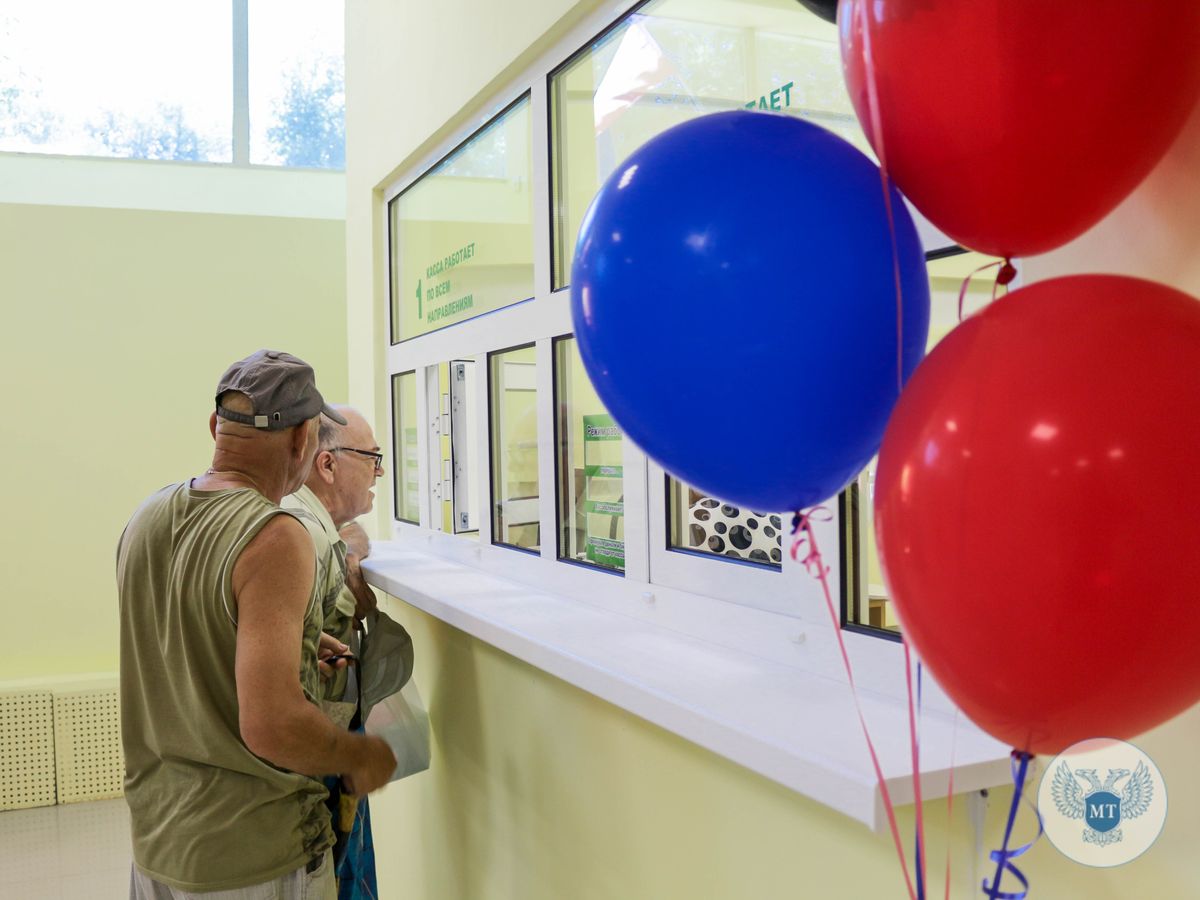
[209,411,218,440]
[313,449,337,484]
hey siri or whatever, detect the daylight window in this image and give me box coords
[249,0,345,167]
[0,0,344,167]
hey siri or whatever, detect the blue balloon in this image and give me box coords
[570,110,930,512]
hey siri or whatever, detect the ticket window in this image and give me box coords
[554,336,625,573]
[667,478,784,569]
[489,346,540,552]
[426,360,479,536]
[391,371,419,524]
[842,249,1003,635]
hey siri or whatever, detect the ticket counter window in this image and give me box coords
[426,361,479,537]
[554,337,625,573]
[667,478,783,569]
[391,370,419,524]
[489,346,540,552]
[841,249,1002,636]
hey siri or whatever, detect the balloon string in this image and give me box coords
[905,643,927,899]
[982,751,1043,900]
[791,509,917,900]
[944,710,960,900]
[957,258,1018,322]
[856,0,906,397]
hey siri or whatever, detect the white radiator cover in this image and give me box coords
[1,678,126,808]
[53,685,124,804]
[0,690,58,810]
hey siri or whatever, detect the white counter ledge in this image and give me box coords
[362,540,1013,829]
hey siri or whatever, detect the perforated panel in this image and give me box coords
[0,691,57,810]
[53,688,124,803]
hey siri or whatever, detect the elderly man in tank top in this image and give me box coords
[282,406,385,900]
[117,350,395,900]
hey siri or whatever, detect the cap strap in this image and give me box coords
[216,405,271,429]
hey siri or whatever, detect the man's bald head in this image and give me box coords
[304,406,382,527]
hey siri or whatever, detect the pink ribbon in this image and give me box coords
[904,639,927,897]
[957,258,1018,322]
[791,509,918,900]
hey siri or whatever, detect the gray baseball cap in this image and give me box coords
[215,349,347,430]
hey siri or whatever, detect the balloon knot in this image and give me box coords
[997,260,1018,286]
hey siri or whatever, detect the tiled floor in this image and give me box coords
[0,799,131,899]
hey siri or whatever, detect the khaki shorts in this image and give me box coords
[129,852,335,900]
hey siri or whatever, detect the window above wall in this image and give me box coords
[0,0,344,169]
[380,0,960,630]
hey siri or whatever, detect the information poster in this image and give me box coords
[582,414,624,568]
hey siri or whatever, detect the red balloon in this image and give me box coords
[840,1,1200,257]
[875,276,1200,754]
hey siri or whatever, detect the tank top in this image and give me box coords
[117,481,334,891]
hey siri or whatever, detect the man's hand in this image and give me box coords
[339,521,370,561]
[342,735,396,795]
[317,632,351,680]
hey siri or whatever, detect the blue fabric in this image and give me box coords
[336,795,377,900]
[321,774,378,900]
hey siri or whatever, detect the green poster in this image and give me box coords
[582,414,624,569]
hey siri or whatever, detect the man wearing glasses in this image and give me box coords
[283,406,385,900]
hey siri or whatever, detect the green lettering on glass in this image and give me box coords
[746,81,796,112]
[424,241,477,280]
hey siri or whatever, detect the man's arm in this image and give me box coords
[232,514,393,791]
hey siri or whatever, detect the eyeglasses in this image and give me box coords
[333,447,384,474]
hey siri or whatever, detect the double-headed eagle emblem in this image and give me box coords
[1052,760,1154,847]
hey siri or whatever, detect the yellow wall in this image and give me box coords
[374,595,1200,899]
[348,1,1200,896]
[0,201,347,682]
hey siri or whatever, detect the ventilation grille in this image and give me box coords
[53,687,124,804]
[0,691,57,810]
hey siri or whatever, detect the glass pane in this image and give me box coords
[668,479,784,568]
[843,250,1002,634]
[489,346,539,551]
[555,337,624,572]
[550,0,852,289]
[391,371,419,523]
[0,1,231,160]
[389,96,535,342]
[249,0,345,167]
